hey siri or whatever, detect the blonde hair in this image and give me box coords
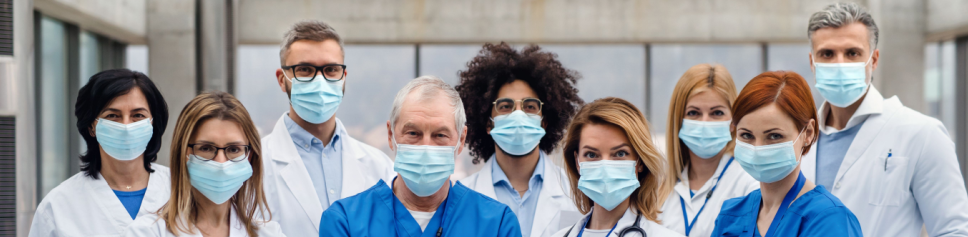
[662,64,737,201]
[562,97,666,221]
[160,91,270,236]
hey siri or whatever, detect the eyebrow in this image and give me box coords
[610,143,630,151]
[102,107,149,114]
[193,140,247,146]
[763,128,782,134]
[432,126,454,135]
[581,145,599,152]
[401,122,420,132]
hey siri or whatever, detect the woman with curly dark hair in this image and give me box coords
[456,42,584,237]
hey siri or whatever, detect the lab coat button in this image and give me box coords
[835,182,841,189]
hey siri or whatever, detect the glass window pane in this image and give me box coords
[38,16,70,198]
[923,41,958,143]
[419,45,482,86]
[539,45,647,112]
[235,44,415,158]
[649,44,763,152]
[126,45,149,75]
[80,31,100,83]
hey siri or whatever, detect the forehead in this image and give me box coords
[687,90,729,107]
[578,123,629,147]
[496,80,538,99]
[284,39,343,65]
[105,87,149,109]
[811,22,872,50]
[736,103,797,130]
[396,90,457,131]
[191,119,245,142]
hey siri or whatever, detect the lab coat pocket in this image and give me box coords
[867,154,909,206]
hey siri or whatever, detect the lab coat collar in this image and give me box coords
[802,93,903,186]
[469,152,567,237]
[283,113,343,151]
[87,163,169,231]
[172,206,246,237]
[674,153,733,204]
[490,152,545,187]
[265,113,371,231]
[817,86,884,135]
[570,208,656,236]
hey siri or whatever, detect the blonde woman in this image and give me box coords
[657,64,758,237]
[554,97,683,237]
[125,92,283,237]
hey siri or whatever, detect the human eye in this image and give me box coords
[581,151,599,159]
[768,133,784,140]
[739,132,753,140]
[197,145,216,152]
[712,110,725,116]
[686,110,700,117]
[615,150,629,158]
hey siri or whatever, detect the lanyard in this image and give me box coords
[680,157,734,236]
[760,172,805,237]
[391,178,451,237]
[577,210,619,237]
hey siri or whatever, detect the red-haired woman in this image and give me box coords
[710,71,861,237]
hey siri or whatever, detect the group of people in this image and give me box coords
[26,2,968,237]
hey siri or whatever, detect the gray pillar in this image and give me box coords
[868,0,926,112]
[147,0,196,167]
[13,0,36,235]
[198,0,237,94]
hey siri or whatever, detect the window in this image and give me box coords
[37,16,70,198]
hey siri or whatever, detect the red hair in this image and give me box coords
[731,71,819,155]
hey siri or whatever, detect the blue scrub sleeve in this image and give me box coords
[800,206,863,237]
[499,207,524,237]
[319,203,351,237]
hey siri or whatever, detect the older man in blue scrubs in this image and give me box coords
[320,75,522,237]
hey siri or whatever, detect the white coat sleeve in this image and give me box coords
[912,122,968,237]
[27,206,55,237]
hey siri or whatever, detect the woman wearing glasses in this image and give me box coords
[456,42,584,237]
[554,97,682,237]
[125,92,283,237]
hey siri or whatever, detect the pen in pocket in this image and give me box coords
[884,149,892,171]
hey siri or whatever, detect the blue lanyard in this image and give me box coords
[577,210,619,237]
[760,172,805,237]
[680,157,734,236]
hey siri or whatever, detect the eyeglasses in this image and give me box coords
[492,98,543,115]
[281,64,347,82]
[188,144,250,161]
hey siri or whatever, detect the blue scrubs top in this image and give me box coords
[711,185,862,237]
[320,179,523,237]
[113,188,147,220]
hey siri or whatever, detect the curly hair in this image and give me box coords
[456,42,584,164]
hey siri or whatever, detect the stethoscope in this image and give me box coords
[390,177,450,237]
[562,210,647,237]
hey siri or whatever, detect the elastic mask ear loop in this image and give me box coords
[792,124,809,164]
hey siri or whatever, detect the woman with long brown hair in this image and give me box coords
[125,92,282,237]
[554,97,682,237]
[657,64,758,237]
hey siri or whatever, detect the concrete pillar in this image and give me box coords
[147,0,196,166]
[13,0,37,235]
[868,0,926,112]
[198,0,237,93]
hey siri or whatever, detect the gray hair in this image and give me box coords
[389,75,466,137]
[279,20,345,66]
[808,2,879,50]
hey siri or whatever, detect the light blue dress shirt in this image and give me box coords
[816,119,866,188]
[285,115,343,210]
[491,152,544,237]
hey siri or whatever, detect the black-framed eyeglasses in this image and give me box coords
[188,144,250,161]
[281,63,347,82]
[492,97,543,115]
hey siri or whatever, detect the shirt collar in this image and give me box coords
[284,113,343,151]
[491,152,546,186]
[817,86,884,135]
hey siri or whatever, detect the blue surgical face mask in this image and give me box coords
[678,119,732,159]
[187,154,253,204]
[577,160,641,211]
[733,127,805,183]
[490,110,546,156]
[95,118,154,161]
[813,55,872,107]
[392,135,459,197]
[287,73,344,124]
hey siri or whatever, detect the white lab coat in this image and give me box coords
[802,87,968,237]
[123,207,285,237]
[261,115,396,237]
[553,208,684,237]
[460,156,583,237]
[658,154,759,237]
[28,163,172,237]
